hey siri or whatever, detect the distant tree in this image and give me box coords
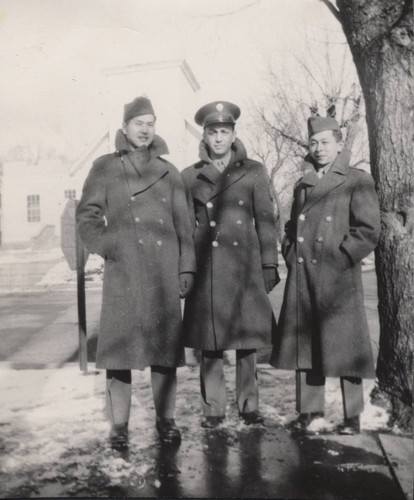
[322,0,413,431]
[2,143,70,164]
[249,33,367,236]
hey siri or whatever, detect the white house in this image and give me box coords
[1,159,77,248]
[0,59,201,248]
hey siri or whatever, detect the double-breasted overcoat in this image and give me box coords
[182,139,278,351]
[76,131,196,370]
[270,150,381,378]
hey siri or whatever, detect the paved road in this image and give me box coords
[0,270,379,368]
[0,288,102,367]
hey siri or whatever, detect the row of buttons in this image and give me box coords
[138,239,163,246]
[212,241,239,247]
[131,196,167,203]
[209,220,243,227]
[134,217,164,225]
[299,214,332,222]
[297,236,324,243]
[297,257,318,265]
[206,200,245,209]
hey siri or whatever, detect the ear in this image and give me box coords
[337,140,344,152]
[202,130,207,141]
[232,128,237,143]
[121,122,128,134]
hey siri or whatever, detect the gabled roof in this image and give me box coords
[69,129,109,177]
[103,58,200,92]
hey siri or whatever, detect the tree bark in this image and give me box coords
[332,0,413,430]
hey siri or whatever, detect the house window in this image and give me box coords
[64,189,76,200]
[27,195,41,222]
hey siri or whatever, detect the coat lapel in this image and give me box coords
[192,161,246,204]
[301,151,350,213]
[296,165,319,213]
[210,161,246,200]
[121,153,169,196]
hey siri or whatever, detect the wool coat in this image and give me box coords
[181,138,278,351]
[270,150,381,378]
[76,131,196,370]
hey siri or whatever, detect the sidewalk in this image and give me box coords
[0,362,411,499]
[0,259,411,499]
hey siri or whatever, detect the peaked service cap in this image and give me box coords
[195,101,241,128]
[307,116,341,137]
[124,96,155,122]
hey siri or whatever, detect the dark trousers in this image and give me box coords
[296,370,364,418]
[200,349,259,417]
[106,366,177,424]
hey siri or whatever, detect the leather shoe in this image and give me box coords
[288,412,325,433]
[337,415,360,435]
[109,423,129,450]
[201,416,225,428]
[240,411,265,425]
[156,417,181,444]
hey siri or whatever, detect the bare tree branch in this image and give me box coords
[320,0,342,24]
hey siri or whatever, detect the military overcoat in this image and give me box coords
[270,150,381,378]
[182,139,278,351]
[76,131,196,370]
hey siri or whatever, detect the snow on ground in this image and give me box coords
[0,364,390,497]
[37,253,104,287]
[0,247,63,264]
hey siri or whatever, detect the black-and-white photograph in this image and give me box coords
[0,0,412,498]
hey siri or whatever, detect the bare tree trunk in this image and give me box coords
[270,172,283,243]
[332,0,414,430]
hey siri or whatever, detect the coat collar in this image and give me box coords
[115,130,170,196]
[300,149,350,213]
[192,138,248,203]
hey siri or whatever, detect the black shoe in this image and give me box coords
[337,415,360,435]
[240,411,265,425]
[201,416,225,428]
[109,423,129,450]
[156,417,181,444]
[288,412,325,433]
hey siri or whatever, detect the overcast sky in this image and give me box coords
[0,0,345,160]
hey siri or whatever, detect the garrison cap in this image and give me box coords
[195,101,241,128]
[124,96,155,122]
[307,116,341,137]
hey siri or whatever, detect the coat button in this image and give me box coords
[161,198,167,203]
[135,217,140,222]
[316,237,324,242]
[297,236,304,243]
[159,219,164,225]
[325,216,332,222]
[236,220,242,225]
[311,259,318,265]
[238,200,244,206]
[130,196,136,201]
[212,241,219,247]
[157,240,162,246]
[297,257,304,263]
[233,241,239,246]
[299,214,306,221]
[138,239,144,245]
[206,202,213,208]
[209,221,216,227]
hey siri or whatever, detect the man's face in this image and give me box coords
[203,123,235,159]
[309,130,343,167]
[122,114,156,148]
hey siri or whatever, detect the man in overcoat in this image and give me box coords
[270,115,381,434]
[76,97,196,448]
[182,101,280,427]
